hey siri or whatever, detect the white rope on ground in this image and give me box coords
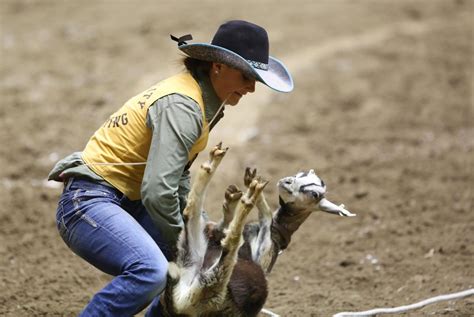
[333,288,474,317]
[260,308,280,317]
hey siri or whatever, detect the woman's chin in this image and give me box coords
[227,94,243,106]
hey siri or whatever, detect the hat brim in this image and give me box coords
[178,43,293,93]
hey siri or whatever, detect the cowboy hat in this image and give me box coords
[171,20,293,93]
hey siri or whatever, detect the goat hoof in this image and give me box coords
[251,177,268,192]
[225,184,242,201]
[244,167,257,187]
[210,142,229,159]
[256,179,269,191]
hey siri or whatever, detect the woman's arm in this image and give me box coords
[141,94,203,248]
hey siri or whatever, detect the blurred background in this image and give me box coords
[1,0,472,315]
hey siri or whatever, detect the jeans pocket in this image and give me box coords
[80,212,98,228]
[59,189,104,235]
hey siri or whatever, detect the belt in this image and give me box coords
[63,177,123,199]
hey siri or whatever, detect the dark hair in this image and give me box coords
[182,57,212,75]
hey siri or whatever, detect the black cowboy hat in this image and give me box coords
[171,20,293,93]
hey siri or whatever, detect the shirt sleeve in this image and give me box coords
[141,93,203,248]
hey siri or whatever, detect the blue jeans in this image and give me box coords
[56,178,169,316]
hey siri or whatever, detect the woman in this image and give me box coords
[48,20,293,316]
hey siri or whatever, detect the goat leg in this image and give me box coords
[244,168,274,271]
[221,177,268,267]
[185,142,228,220]
[185,143,227,234]
[199,177,268,305]
[176,142,229,273]
[164,143,229,315]
[244,168,272,220]
[217,184,243,231]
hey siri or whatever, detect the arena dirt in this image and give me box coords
[1,0,472,316]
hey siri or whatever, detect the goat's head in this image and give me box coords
[277,169,355,217]
[278,169,326,206]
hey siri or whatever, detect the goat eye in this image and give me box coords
[284,179,292,185]
[312,192,320,199]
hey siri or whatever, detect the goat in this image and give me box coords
[160,143,355,316]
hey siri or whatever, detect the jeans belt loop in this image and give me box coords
[64,177,74,191]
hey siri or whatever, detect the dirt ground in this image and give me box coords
[1,0,473,316]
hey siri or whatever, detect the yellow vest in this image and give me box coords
[82,72,209,200]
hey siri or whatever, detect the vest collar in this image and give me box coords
[192,68,222,125]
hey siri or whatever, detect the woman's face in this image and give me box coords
[210,63,256,106]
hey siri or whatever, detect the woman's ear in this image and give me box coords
[211,63,224,75]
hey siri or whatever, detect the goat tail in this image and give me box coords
[167,262,181,285]
[161,262,183,316]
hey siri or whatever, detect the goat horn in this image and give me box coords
[317,198,356,217]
